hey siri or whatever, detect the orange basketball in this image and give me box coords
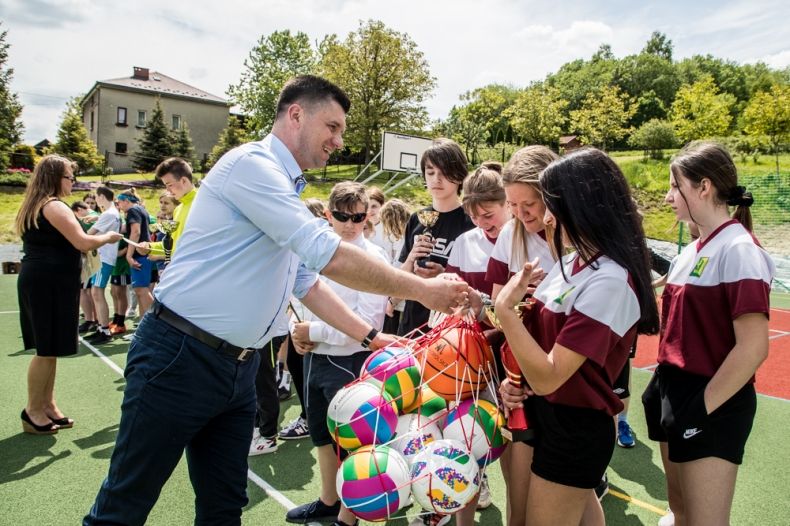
[419,327,494,401]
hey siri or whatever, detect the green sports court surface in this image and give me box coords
[1,273,789,525]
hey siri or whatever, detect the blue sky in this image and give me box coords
[1,0,788,143]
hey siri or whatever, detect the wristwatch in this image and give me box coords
[361,328,379,349]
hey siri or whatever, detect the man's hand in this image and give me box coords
[419,276,469,314]
[291,321,315,355]
[369,332,399,351]
[135,241,151,256]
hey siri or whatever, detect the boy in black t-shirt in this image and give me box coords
[117,192,154,315]
[396,138,474,336]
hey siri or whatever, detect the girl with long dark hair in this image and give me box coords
[495,148,659,525]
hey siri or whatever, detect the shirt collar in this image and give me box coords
[266,133,304,184]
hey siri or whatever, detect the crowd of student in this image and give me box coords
[16,74,773,526]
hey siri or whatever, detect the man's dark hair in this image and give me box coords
[155,157,193,183]
[96,186,114,201]
[275,75,351,118]
[71,200,88,212]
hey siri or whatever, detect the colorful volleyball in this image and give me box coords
[403,385,447,418]
[336,444,412,522]
[410,439,480,514]
[443,398,506,467]
[327,379,398,451]
[361,346,422,413]
[392,413,443,466]
[419,327,494,401]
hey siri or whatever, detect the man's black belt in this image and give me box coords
[151,300,257,362]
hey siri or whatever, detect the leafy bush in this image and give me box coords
[0,169,30,186]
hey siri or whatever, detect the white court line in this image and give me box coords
[79,336,307,515]
[80,336,124,376]
[769,331,790,341]
[0,310,19,314]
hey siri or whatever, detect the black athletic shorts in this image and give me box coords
[642,364,756,464]
[613,358,631,399]
[524,396,615,489]
[304,351,371,448]
[110,274,131,286]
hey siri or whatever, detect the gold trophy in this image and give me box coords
[415,209,439,268]
[485,303,535,442]
[159,219,179,263]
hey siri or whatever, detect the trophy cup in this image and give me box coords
[415,209,439,268]
[485,303,535,442]
[159,219,179,263]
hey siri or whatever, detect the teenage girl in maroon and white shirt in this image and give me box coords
[495,148,660,525]
[643,142,774,525]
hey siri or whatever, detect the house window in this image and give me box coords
[90,111,94,131]
[115,142,128,154]
[172,114,181,130]
[117,107,127,125]
[137,110,146,127]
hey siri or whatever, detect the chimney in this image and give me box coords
[133,67,150,80]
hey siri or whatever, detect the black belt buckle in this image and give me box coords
[237,348,255,362]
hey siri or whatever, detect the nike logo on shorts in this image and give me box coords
[683,428,702,439]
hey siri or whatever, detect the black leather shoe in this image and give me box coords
[285,498,340,523]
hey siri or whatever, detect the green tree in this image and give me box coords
[742,84,790,174]
[628,119,677,159]
[506,85,568,146]
[570,85,636,150]
[207,116,249,171]
[52,98,103,172]
[134,98,173,172]
[171,121,195,165]
[318,20,436,163]
[457,84,519,145]
[670,75,735,143]
[642,31,673,61]
[227,30,316,139]
[0,23,23,171]
[440,105,486,164]
[546,47,617,114]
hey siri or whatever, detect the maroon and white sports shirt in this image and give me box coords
[523,253,640,415]
[445,227,498,295]
[658,219,775,378]
[486,220,554,286]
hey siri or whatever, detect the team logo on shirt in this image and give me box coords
[553,286,576,305]
[689,257,710,278]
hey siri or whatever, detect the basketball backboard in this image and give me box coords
[380,132,433,173]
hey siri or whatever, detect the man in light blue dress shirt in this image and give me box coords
[85,76,469,526]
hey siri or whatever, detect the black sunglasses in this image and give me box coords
[331,210,367,223]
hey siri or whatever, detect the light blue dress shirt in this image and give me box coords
[155,134,341,348]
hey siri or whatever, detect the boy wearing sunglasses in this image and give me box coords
[287,181,389,526]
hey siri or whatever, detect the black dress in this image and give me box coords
[18,202,82,356]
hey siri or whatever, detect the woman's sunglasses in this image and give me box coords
[331,210,367,223]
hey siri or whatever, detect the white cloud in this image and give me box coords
[753,49,790,69]
[1,0,788,143]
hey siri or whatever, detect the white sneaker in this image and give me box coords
[409,513,450,526]
[249,433,278,456]
[658,509,675,526]
[476,472,492,509]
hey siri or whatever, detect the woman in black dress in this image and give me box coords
[16,155,122,434]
